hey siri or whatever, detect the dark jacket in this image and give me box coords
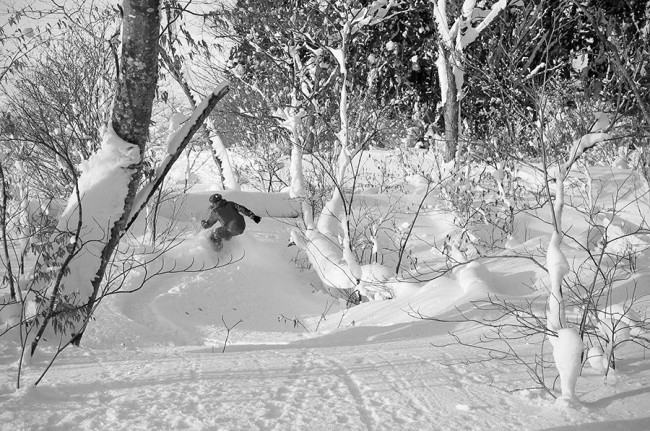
[203,199,258,235]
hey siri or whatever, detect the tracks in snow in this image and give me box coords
[6,338,622,431]
[250,345,461,430]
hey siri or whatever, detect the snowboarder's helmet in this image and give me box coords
[209,194,223,204]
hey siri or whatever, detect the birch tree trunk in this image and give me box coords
[432,0,507,162]
[30,0,161,351]
[81,0,160,335]
[441,46,459,162]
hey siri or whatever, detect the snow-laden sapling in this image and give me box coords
[288,0,399,302]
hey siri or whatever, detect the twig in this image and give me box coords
[221,316,243,353]
[278,314,310,333]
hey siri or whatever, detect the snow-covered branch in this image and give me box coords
[564,132,613,172]
[458,0,508,49]
[126,83,230,231]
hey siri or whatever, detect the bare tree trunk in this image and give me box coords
[111,0,160,149]
[442,47,459,163]
[303,113,317,154]
[303,51,323,154]
[0,162,16,300]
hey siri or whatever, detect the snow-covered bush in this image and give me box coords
[416,91,650,403]
[552,168,650,377]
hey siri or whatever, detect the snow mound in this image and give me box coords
[597,304,642,345]
[458,261,494,296]
[289,229,359,292]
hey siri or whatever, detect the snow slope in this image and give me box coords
[6,333,650,431]
[2,151,650,430]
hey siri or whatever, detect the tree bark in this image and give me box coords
[0,162,16,300]
[76,0,160,344]
[442,47,459,163]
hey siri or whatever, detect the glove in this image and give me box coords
[253,215,261,224]
[201,220,208,229]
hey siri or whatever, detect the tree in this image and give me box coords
[431,0,508,162]
[29,0,162,352]
[574,0,650,179]
[462,0,649,161]
[1,7,117,203]
[0,0,233,382]
[359,0,439,137]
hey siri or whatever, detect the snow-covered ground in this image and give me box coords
[2,150,650,430]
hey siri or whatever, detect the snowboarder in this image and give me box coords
[201,194,261,251]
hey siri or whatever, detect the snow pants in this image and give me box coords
[209,218,245,250]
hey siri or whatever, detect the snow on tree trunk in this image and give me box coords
[317,141,351,237]
[286,104,307,201]
[319,26,351,239]
[546,180,582,403]
[552,328,583,403]
[31,0,160,349]
[304,1,396,292]
[545,167,567,319]
[545,114,618,399]
[128,84,230,230]
[278,88,313,228]
[545,149,583,402]
[546,231,568,332]
[546,113,613,335]
[55,123,142,292]
[432,0,507,162]
[207,119,240,191]
[547,165,568,333]
[289,142,306,199]
[289,135,314,229]
[433,0,459,163]
[82,0,160,317]
[341,215,362,281]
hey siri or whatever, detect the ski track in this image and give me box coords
[323,355,378,431]
[113,270,201,347]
